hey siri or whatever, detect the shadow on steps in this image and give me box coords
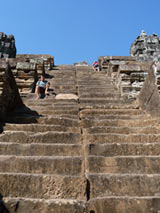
[4,105,41,124]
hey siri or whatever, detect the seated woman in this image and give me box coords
[35,75,50,99]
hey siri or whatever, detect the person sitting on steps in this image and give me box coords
[35,75,50,99]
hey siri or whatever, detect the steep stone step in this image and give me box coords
[78,86,116,91]
[25,99,78,106]
[79,98,129,105]
[81,114,144,121]
[54,90,77,94]
[77,81,107,85]
[53,83,76,86]
[87,156,160,174]
[83,133,160,144]
[0,156,82,175]
[83,126,160,134]
[80,102,135,109]
[87,143,160,156]
[5,116,79,126]
[0,173,86,199]
[0,143,82,156]
[80,109,142,116]
[88,197,160,213]
[87,174,160,197]
[4,124,80,133]
[77,76,105,80]
[38,112,78,119]
[79,92,120,98]
[0,131,81,144]
[53,85,76,90]
[52,75,76,79]
[81,118,158,128]
[29,105,79,111]
[4,198,87,213]
[38,116,79,126]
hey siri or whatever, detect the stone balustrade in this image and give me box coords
[0,62,23,120]
[98,56,154,98]
[98,56,136,72]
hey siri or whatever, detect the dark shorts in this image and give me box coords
[39,87,45,93]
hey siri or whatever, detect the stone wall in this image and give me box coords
[0,61,23,120]
[0,32,16,58]
[0,54,54,97]
[137,62,160,116]
[98,56,153,98]
[98,56,136,72]
[16,54,54,72]
[130,30,160,61]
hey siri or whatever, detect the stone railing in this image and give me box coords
[0,61,23,120]
[99,56,154,99]
[137,63,160,116]
[98,56,136,72]
[114,62,152,98]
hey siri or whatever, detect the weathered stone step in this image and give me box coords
[87,156,160,174]
[81,118,157,128]
[87,174,160,197]
[83,133,160,144]
[80,102,135,109]
[25,99,78,105]
[0,156,82,175]
[77,81,107,85]
[80,92,120,98]
[54,90,77,94]
[0,173,86,199]
[81,114,143,121]
[88,196,160,213]
[52,75,76,79]
[6,116,79,126]
[83,126,160,134]
[38,116,79,126]
[0,131,81,144]
[78,86,116,90]
[4,197,87,213]
[53,78,76,81]
[0,143,82,156]
[77,76,105,80]
[53,82,76,86]
[79,89,117,94]
[38,112,78,119]
[4,124,80,133]
[29,109,79,116]
[80,108,142,116]
[53,85,76,90]
[79,98,128,105]
[87,143,160,156]
[29,105,79,111]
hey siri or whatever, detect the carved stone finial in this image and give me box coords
[140,30,147,37]
[130,31,160,61]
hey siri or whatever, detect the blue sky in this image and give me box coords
[1,0,160,65]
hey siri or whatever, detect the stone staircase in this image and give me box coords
[1,65,160,212]
[76,67,160,213]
